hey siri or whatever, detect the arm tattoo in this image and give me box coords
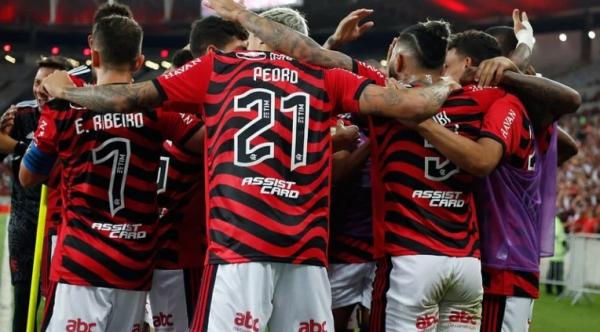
[62,81,161,113]
[239,11,354,70]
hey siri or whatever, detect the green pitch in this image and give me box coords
[532,291,600,331]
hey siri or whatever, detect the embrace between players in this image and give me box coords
[17,0,581,331]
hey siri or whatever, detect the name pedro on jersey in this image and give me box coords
[253,67,298,84]
[242,177,300,198]
[75,113,144,134]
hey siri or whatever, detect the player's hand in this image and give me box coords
[386,77,406,90]
[475,56,519,87]
[41,70,75,100]
[513,9,529,35]
[203,0,247,22]
[332,120,359,152]
[439,76,462,94]
[325,9,375,50]
[0,105,17,136]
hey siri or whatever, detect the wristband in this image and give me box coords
[516,21,535,50]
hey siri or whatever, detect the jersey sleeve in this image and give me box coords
[152,52,214,107]
[156,109,203,146]
[23,107,60,175]
[352,59,386,86]
[480,94,528,158]
[324,68,373,115]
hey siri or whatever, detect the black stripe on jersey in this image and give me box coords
[354,79,374,100]
[443,98,478,107]
[386,210,473,248]
[331,241,373,261]
[70,191,158,222]
[519,136,530,150]
[211,206,327,248]
[179,122,204,146]
[447,113,484,123]
[61,256,118,289]
[385,232,447,256]
[208,230,327,266]
[67,217,155,259]
[210,184,329,225]
[152,79,169,102]
[63,235,152,282]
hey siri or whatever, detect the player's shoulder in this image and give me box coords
[456,84,509,105]
[14,99,38,110]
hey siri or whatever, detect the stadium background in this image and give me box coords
[1,0,600,330]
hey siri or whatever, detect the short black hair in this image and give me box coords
[397,20,451,70]
[171,49,194,68]
[448,30,502,66]
[93,2,133,23]
[37,56,73,71]
[92,15,142,69]
[485,26,518,57]
[189,16,248,58]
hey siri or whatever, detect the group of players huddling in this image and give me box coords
[2,0,582,331]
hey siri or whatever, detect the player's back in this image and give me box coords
[369,84,508,259]
[156,140,205,269]
[155,50,372,267]
[37,104,200,289]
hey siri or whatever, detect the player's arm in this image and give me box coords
[19,144,56,187]
[510,9,534,71]
[205,0,354,70]
[501,71,581,132]
[358,79,458,123]
[557,126,578,166]
[332,140,370,183]
[181,126,206,155]
[415,121,503,178]
[41,71,162,113]
[322,9,374,50]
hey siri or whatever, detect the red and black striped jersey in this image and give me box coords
[154,50,372,266]
[353,60,527,259]
[482,267,540,298]
[156,140,206,269]
[34,104,202,290]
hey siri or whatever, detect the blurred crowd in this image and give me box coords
[558,108,600,234]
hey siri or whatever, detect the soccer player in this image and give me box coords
[0,55,72,332]
[146,17,248,332]
[469,18,580,331]
[19,15,204,331]
[39,6,458,331]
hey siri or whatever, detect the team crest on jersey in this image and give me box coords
[236,51,267,61]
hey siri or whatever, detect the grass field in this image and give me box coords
[0,213,599,331]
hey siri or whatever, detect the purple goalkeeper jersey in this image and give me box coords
[478,124,558,272]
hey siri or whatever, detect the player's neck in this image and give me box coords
[398,70,440,86]
[95,68,134,86]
